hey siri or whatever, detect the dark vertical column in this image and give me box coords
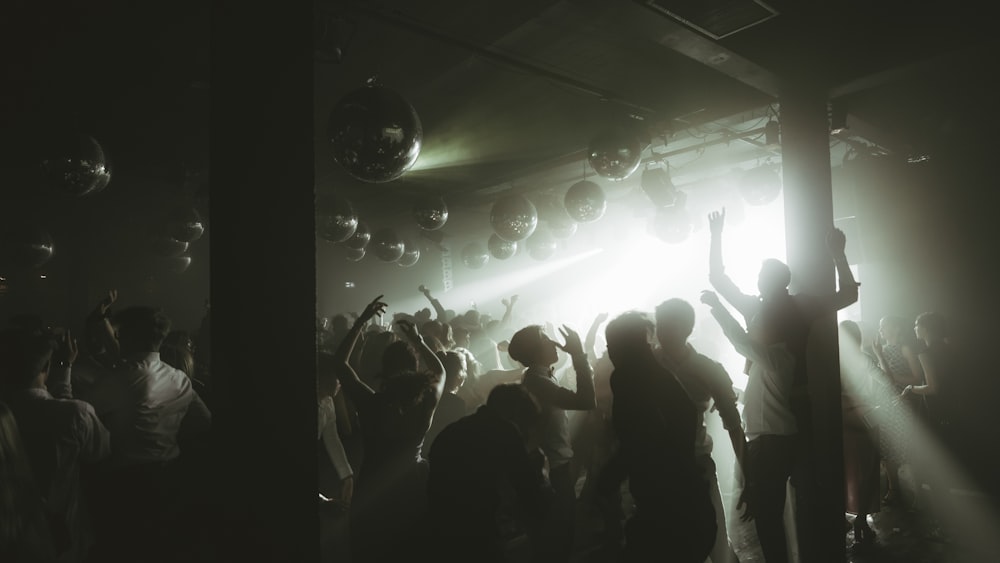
[212,0,318,561]
[780,81,846,563]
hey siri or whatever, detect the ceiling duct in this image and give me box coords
[643,0,778,40]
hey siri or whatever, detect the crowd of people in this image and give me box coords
[318,208,980,562]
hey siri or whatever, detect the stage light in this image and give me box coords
[640,162,677,207]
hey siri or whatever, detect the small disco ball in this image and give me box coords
[413,196,448,230]
[345,247,366,262]
[398,242,420,267]
[327,79,422,183]
[316,194,358,243]
[41,134,112,197]
[739,165,782,206]
[487,234,517,260]
[461,242,490,269]
[564,180,607,223]
[370,228,405,262]
[166,207,206,243]
[0,226,55,269]
[344,221,371,250]
[588,128,642,181]
[490,194,538,242]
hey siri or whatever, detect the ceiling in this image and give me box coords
[316,0,998,233]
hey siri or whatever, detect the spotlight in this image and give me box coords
[640,162,677,207]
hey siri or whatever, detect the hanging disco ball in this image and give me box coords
[527,230,558,261]
[0,226,54,269]
[344,221,371,250]
[739,165,783,206]
[327,78,423,183]
[40,134,113,197]
[161,255,193,274]
[490,195,538,242]
[461,242,490,269]
[413,196,448,230]
[345,247,366,262]
[564,180,607,223]
[487,234,517,260]
[150,236,189,258]
[398,241,420,268]
[166,207,206,243]
[370,228,405,262]
[588,128,642,181]
[653,204,693,244]
[316,194,358,243]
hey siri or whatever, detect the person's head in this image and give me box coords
[878,315,906,345]
[605,311,656,367]
[114,306,171,356]
[160,330,195,377]
[452,325,471,349]
[507,325,558,367]
[381,340,418,378]
[463,309,481,329]
[914,312,947,344]
[486,383,540,439]
[436,350,467,394]
[330,314,350,334]
[414,308,432,325]
[654,298,695,349]
[839,320,863,350]
[0,328,56,390]
[757,258,792,298]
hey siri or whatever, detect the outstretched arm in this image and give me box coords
[333,296,383,404]
[396,318,447,401]
[815,228,860,313]
[500,295,519,328]
[707,209,760,321]
[525,326,596,411]
[419,285,448,320]
[584,312,609,365]
[702,291,774,371]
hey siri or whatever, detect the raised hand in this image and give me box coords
[418,284,429,295]
[554,325,584,357]
[99,289,118,316]
[54,330,79,367]
[708,208,726,236]
[826,227,847,256]
[872,333,884,357]
[700,290,722,309]
[358,295,387,324]
[395,318,421,342]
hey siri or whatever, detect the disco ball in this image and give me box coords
[461,242,490,269]
[487,234,517,260]
[150,236,189,258]
[588,128,642,181]
[327,79,422,183]
[345,247,366,262]
[161,255,193,274]
[344,221,371,250]
[490,195,538,242]
[739,166,782,206]
[316,195,358,243]
[564,180,607,223]
[370,228,405,262]
[41,134,112,197]
[653,205,693,244]
[413,196,448,230]
[0,226,54,269]
[527,230,558,261]
[398,242,420,268]
[167,207,205,243]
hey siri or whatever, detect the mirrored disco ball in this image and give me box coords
[398,242,420,267]
[461,242,490,269]
[316,194,358,243]
[588,128,642,181]
[167,207,205,243]
[564,180,607,223]
[344,221,371,250]
[0,226,55,269]
[370,228,405,262]
[487,234,517,260]
[490,194,538,242]
[527,230,558,261]
[345,247,366,262]
[653,205,693,244]
[41,134,112,197]
[739,166,782,206]
[162,255,193,274]
[413,196,448,230]
[327,80,423,183]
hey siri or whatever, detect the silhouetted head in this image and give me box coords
[381,340,418,377]
[914,312,946,345]
[758,259,792,298]
[330,314,350,333]
[605,311,656,367]
[160,330,195,377]
[0,328,57,390]
[878,315,906,345]
[436,350,467,394]
[654,298,695,349]
[486,383,540,438]
[507,325,557,367]
[452,325,471,350]
[463,309,481,329]
[114,307,171,356]
[839,320,863,349]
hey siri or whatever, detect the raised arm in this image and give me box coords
[47,329,79,399]
[707,209,760,320]
[419,285,448,321]
[500,295,518,328]
[702,291,775,371]
[333,296,383,403]
[584,312,609,365]
[527,326,596,411]
[85,289,121,359]
[396,318,447,401]
[705,362,747,470]
[816,228,860,313]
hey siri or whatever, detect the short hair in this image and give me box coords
[915,312,947,339]
[436,350,466,390]
[381,340,418,377]
[654,298,695,337]
[507,325,546,366]
[760,258,792,288]
[605,311,655,351]
[0,328,57,389]
[114,307,172,352]
[487,383,540,432]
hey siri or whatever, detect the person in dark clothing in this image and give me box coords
[421,350,469,458]
[605,311,715,563]
[427,383,552,563]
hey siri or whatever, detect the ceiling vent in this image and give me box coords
[644,0,778,40]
